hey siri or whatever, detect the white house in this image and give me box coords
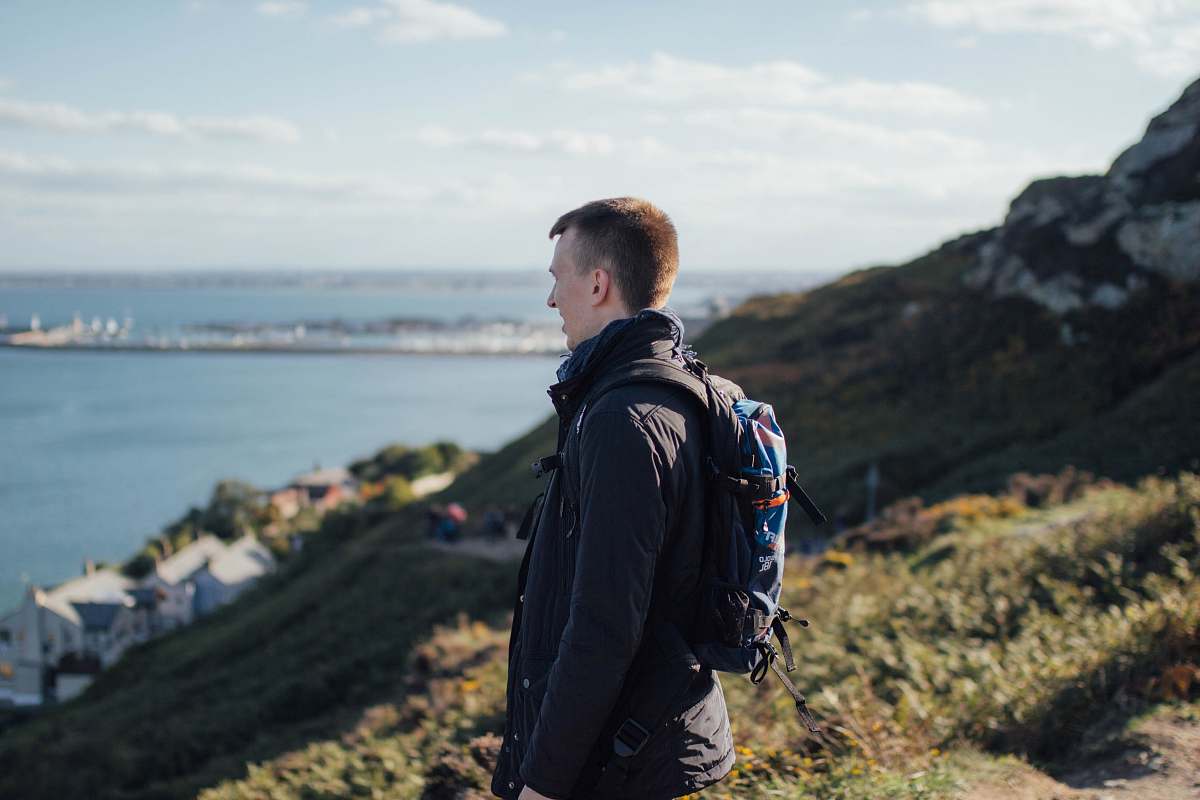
[140,535,229,630]
[0,588,81,706]
[0,565,137,706]
[192,535,276,614]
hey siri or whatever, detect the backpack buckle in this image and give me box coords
[776,607,809,627]
[530,453,562,478]
[612,717,651,758]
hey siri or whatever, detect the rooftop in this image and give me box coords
[204,536,275,586]
[290,467,354,488]
[46,568,134,606]
[152,535,228,586]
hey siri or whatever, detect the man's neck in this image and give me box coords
[578,306,634,346]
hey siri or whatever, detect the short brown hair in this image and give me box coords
[549,197,678,311]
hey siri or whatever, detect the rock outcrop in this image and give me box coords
[964,76,1200,313]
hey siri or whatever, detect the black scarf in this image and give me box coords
[554,306,687,384]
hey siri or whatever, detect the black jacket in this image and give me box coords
[491,312,735,800]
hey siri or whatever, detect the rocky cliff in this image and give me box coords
[965,77,1200,314]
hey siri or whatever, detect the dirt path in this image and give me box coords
[964,706,1200,800]
[1054,709,1200,800]
[427,536,526,563]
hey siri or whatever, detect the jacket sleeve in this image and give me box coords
[519,409,671,798]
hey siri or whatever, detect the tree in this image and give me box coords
[201,479,268,539]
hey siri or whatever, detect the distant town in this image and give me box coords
[0,310,576,356]
[0,460,457,708]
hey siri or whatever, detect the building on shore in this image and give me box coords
[268,466,359,520]
[0,536,275,707]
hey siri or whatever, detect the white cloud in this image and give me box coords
[0,150,387,198]
[0,98,301,143]
[186,115,301,143]
[820,79,988,115]
[257,1,307,17]
[417,125,616,156]
[331,7,388,27]
[559,52,987,116]
[1133,20,1200,77]
[331,0,506,43]
[909,0,1156,47]
[0,150,552,217]
[680,107,988,159]
[907,0,1200,78]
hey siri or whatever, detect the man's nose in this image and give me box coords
[546,287,556,309]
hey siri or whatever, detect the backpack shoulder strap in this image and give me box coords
[581,357,747,475]
[583,357,711,413]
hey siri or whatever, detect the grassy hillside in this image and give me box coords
[191,473,1200,799]
[441,242,1200,520]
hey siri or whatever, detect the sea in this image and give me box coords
[0,269,827,610]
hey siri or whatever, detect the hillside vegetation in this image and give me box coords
[6,471,1192,799]
[197,473,1200,799]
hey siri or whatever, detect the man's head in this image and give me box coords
[546,197,678,350]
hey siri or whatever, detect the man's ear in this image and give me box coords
[589,267,612,308]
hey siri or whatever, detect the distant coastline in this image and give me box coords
[0,313,717,357]
[0,340,563,357]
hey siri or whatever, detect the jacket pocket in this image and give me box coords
[562,494,578,539]
[515,656,555,755]
[612,671,732,799]
[673,671,733,771]
[516,656,555,703]
[559,497,578,597]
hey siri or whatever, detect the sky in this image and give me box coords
[1,1,1197,273]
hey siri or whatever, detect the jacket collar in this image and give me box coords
[547,307,686,423]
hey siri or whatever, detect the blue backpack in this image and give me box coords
[566,353,827,736]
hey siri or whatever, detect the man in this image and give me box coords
[490,198,735,800]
